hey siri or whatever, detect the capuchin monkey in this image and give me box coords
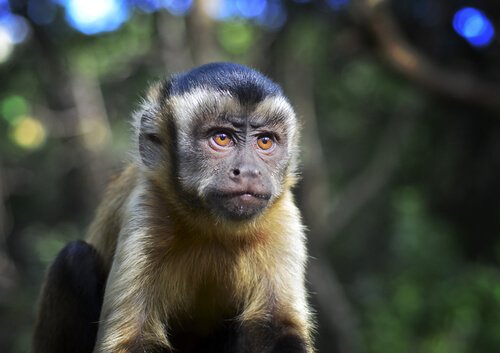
[33,63,314,353]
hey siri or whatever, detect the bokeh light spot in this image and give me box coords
[10,116,47,150]
[203,0,287,29]
[0,0,10,16]
[236,0,267,18]
[205,0,238,20]
[80,119,111,151]
[61,0,129,35]
[28,0,57,25]
[327,0,349,10]
[133,0,162,13]
[162,0,193,16]
[1,95,29,123]
[453,7,495,47]
[255,1,287,31]
[0,14,30,44]
[0,27,13,62]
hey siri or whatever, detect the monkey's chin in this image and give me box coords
[208,192,271,221]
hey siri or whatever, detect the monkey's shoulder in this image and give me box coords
[86,164,140,266]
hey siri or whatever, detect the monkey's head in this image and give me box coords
[136,63,299,221]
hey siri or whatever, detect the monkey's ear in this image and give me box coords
[138,129,163,169]
[137,79,172,169]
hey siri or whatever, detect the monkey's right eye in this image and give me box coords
[212,133,232,147]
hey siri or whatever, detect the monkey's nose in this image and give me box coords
[230,167,261,180]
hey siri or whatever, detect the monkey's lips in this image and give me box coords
[208,190,271,220]
[229,191,270,204]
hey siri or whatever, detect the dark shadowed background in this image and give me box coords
[1,0,500,352]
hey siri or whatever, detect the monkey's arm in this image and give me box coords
[236,207,314,353]
[33,240,106,353]
[238,278,314,353]
[33,167,136,353]
[92,215,171,353]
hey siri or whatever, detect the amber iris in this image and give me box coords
[257,136,273,150]
[213,133,231,147]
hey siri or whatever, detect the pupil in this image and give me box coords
[219,134,226,140]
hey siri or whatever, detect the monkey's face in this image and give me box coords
[172,90,298,221]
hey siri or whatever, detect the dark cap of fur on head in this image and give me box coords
[167,62,284,104]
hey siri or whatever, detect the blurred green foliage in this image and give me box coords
[217,21,255,55]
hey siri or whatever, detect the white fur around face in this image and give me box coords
[167,88,297,135]
[169,88,236,131]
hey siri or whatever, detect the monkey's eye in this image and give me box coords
[256,135,274,150]
[212,133,232,147]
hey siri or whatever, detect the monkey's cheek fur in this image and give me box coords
[207,192,271,220]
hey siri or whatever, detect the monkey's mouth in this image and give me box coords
[207,191,271,220]
[225,191,270,200]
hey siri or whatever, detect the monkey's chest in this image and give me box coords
[189,280,236,329]
[165,277,238,353]
[161,254,241,335]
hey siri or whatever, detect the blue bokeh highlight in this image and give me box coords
[28,0,57,25]
[57,0,194,35]
[236,0,267,18]
[57,0,130,35]
[2,0,290,37]
[0,0,10,17]
[327,0,349,10]
[453,7,495,47]
[0,0,30,44]
[212,0,287,30]
[131,0,163,13]
[162,0,193,16]
[255,1,287,30]
[0,13,29,43]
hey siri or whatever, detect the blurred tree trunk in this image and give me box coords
[156,11,194,72]
[156,1,221,72]
[186,0,223,65]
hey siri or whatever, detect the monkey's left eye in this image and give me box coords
[257,135,274,150]
[212,133,232,147]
